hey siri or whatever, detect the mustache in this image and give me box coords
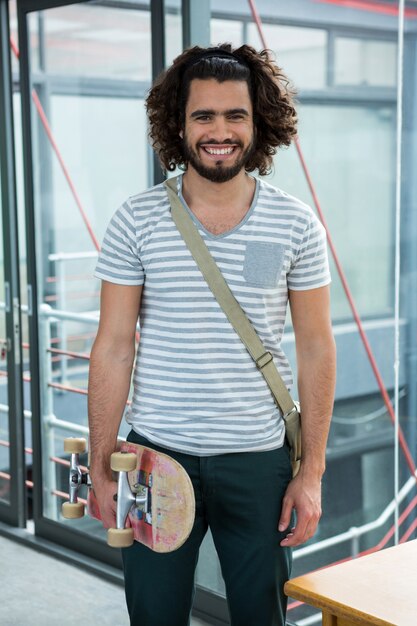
[198,140,243,147]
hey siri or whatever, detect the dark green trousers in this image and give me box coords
[122,431,293,626]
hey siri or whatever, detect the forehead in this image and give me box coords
[186,78,252,114]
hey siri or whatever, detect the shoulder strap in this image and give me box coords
[164,176,297,420]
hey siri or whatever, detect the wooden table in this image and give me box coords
[284,540,417,625]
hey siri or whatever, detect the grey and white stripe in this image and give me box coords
[95,175,331,456]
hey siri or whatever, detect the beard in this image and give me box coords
[182,137,256,183]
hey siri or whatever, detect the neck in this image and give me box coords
[182,167,254,211]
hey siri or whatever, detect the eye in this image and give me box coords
[195,115,211,122]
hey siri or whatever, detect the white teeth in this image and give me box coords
[205,147,234,155]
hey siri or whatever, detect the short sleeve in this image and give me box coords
[94,200,144,285]
[287,211,331,291]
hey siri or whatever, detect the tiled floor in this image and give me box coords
[0,534,209,626]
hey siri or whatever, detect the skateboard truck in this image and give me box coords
[62,438,90,519]
[108,451,149,548]
[61,439,149,549]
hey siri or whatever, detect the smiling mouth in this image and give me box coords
[200,145,238,157]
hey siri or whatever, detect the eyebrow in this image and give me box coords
[190,108,250,118]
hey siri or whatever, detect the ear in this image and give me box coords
[179,129,184,139]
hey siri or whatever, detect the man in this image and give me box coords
[89,43,336,626]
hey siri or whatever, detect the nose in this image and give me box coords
[209,114,233,141]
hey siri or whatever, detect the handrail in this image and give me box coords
[38,303,99,325]
[0,404,32,420]
[48,251,98,262]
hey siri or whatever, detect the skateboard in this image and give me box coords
[61,438,195,552]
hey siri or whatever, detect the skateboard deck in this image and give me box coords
[63,439,195,553]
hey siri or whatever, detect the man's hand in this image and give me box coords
[91,478,118,530]
[278,468,322,547]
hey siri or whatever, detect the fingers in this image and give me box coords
[278,475,323,547]
[280,508,321,547]
[107,502,118,529]
[100,486,118,529]
[278,496,294,533]
[102,504,117,529]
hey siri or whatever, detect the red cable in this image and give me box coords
[360,494,417,557]
[47,347,90,360]
[0,440,33,455]
[53,489,87,505]
[9,35,19,59]
[30,89,101,251]
[400,517,417,543]
[287,599,303,611]
[247,0,417,480]
[247,0,268,49]
[315,0,417,19]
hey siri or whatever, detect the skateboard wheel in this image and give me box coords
[107,527,134,548]
[64,437,87,454]
[110,452,137,473]
[62,501,85,519]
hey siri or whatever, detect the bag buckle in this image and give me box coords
[255,351,273,370]
[283,405,299,421]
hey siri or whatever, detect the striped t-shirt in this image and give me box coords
[95,174,331,456]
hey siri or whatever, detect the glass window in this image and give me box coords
[211,18,243,47]
[196,531,226,595]
[166,9,182,65]
[40,3,151,81]
[50,94,148,252]
[265,103,396,320]
[247,23,327,89]
[334,37,397,87]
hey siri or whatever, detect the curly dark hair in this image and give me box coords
[146,43,298,176]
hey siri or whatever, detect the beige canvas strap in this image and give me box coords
[164,177,298,421]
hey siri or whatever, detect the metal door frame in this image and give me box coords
[0,0,25,527]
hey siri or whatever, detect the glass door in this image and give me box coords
[17,0,154,565]
[0,0,25,527]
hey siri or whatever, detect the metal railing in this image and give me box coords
[48,250,99,385]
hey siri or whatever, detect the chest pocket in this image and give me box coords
[243,242,286,288]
